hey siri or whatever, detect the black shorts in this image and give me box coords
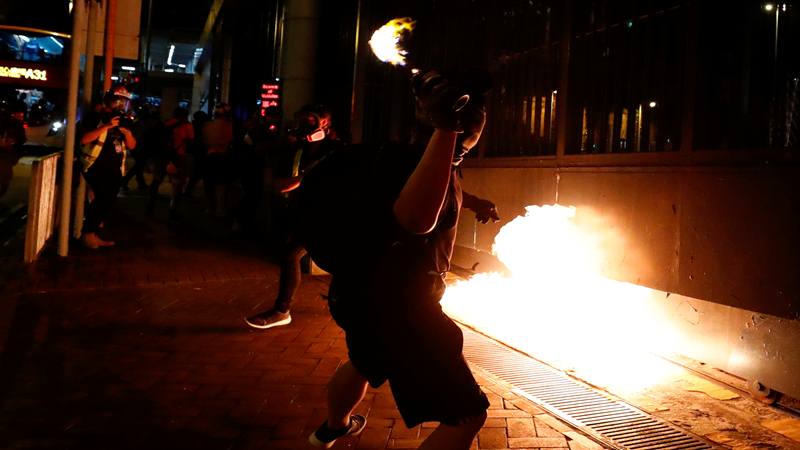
[328,272,489,428]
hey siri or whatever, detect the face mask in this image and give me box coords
[306,129,326,142]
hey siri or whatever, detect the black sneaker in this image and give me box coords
[308,415,366,448]
[244,309,291,330]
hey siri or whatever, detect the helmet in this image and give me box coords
[111,85,133,100]
[104,85,133,112]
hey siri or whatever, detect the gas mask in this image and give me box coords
[292,110,328,143]
[109,97,130,115]
[101,102,133,130]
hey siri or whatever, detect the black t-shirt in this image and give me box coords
[284,138,342,201]
[377,142,462,275]
[276,137,341,179]
[297,141,462,288]
[321,141,463,314]
[80,111,125,174]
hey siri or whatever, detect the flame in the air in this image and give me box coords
[368,17,415,66]
[442,204,682,394]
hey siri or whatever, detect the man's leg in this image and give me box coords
[308,360,369,447]
[185,153,204,196]
[135,155,148,188]
[83,170,120,247]
[418,413,487,450]
[121,167,132,188]
[325,360,369,429]
[244,242,305,329]
[169,162,186,216]
[274,243,307,313]
[122,153,146,189]
[147,160,165,215]
[169,177,182,217]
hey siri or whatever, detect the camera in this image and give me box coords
[116,113,135,130]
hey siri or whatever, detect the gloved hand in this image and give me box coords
[473,198,500,224]
[412,70,467,132]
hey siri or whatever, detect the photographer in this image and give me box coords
[309,70,493,450]
[78,86,137,249]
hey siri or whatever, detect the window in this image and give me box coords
[0,30,67,65]
[565,1,685,154]
[693,2,799,151]
[480,0,563,157]
[359,0,799,157]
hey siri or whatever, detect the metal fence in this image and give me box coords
[358,0,800,158]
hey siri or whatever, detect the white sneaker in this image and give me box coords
[244,310,291,330]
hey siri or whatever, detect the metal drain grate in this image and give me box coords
[461,327,718,450]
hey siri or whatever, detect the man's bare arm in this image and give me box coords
[393,129,457,234]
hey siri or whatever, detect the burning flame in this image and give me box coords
[442,204,682,394]
[368,17,416,66]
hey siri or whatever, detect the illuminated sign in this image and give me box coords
[260,82,281,117]
[0,65,48,81]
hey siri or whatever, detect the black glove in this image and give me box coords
[472,198,500,224]
[411,70,468,132]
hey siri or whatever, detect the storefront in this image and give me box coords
[0,26,70,147]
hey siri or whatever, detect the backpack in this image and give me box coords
[296,142,415,276]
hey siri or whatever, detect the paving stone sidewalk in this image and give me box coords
[0,193,607,450]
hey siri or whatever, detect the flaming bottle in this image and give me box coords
[368,17,469,112]
[368,17,416,67]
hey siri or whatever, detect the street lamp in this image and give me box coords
[763,3,785,63]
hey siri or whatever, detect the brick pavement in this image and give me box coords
[0,193,608,449]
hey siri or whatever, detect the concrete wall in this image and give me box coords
[279,0,318,124]
[454,164,800,397]
[83,0,142,60]
[457,165,800,319]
